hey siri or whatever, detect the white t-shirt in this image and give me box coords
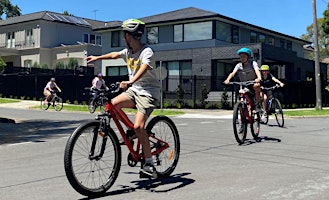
[91,77,106,89]
[119,45,160,100]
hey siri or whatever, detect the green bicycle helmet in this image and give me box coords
[260,65,270,71]
[237,47,252,57]
[121,19,145,37]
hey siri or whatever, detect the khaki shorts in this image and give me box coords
[123,88,158,117]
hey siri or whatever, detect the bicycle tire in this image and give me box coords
[251,110,261,139]
[272,98,284,127]
[41,97,50,110]
[146,116,180,178]
[53,97,63,111]
[99,97,108,113]
[88,97,96,113]
[233,102,247,144]
[64,121,122,197]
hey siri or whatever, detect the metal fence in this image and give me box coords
[0,73,328,108]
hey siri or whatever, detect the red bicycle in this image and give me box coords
[228,81,261,144]
[64,83,180,197]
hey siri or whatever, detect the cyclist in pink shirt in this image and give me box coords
[43,77,61,103]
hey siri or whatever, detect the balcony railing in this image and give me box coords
[0,40,35,49]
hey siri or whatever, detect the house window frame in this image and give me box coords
[146,26,159,44]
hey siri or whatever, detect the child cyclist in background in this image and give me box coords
[224,47,262,111]
[260,64,285,116]
[86,19,160,179]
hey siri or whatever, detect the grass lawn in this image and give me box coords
[0,98,20,104]
[284,108,329,117]
[40,104,185,116]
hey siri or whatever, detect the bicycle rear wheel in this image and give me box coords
[53,97,63,111]
[272,98,284,127]
[146,116,180,178]
[41,97,50,110]
[64,121,122,197]
[88,97,96,113]
[233,102,247,144]
[251,110,261,139]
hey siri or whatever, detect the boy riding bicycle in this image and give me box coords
[86,19,160,178]
[260,65,285,116]
[224,47,262,111]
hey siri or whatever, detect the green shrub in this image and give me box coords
[74,100,79,105]
[163,101,169,109]
[66,100,71,104]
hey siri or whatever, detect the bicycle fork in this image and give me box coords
[89,118,108,161]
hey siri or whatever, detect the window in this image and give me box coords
[90,34,95,44]
[232,26,239,44]
[259,34,266,43]
[6,32,15,48]
[82,33,101,45]
[24,59,32,68]
[83,34,89,43]
[211,60,234,91]
[216,22,231,43]
[184,21,212,41]
[250,31,257,43]
[267,36,275,46]
[280,39,286,48]
[157,60,192,92]
[174,21,212,42]
[216,22,239,44]
[147,27,158,44]
[96,35,102,45]
[174,24,183,42]
[286,40,292,50]
[25,29,33,46]
[111,31,124,47]
[106,66,128,76]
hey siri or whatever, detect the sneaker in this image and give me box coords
[139,163,157,179]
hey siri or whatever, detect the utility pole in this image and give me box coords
[312,0,322,109]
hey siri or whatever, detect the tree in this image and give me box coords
[322,3,329,34]
[63,10,73,16]
[0,57,6,73]
[0,0,21,20]
[301,18,329,61]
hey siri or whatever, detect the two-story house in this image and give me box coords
[0,11,103,70]
[94,7,327,105]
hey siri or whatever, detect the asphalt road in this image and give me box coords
[1,108,329,200]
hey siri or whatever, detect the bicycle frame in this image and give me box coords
[103,101,170,163]
[237,84,255,124]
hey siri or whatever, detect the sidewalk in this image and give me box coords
[0,99,233,118]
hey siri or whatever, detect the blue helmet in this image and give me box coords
[237,47,252,57]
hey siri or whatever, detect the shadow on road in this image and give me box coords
[80,173,195,199]
[0,119,87,145]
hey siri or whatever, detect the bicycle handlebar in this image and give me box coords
[261,84,281,91]
[225,80,256,86]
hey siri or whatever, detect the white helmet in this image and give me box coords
[121,19,145,37]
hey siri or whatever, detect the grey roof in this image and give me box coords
[0,11,104,29]
[94,7,309,43]
[140,7,218,24]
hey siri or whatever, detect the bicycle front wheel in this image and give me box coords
[41,97,50,110]
[88,97,96,113]
[251,110,261,139]
[272,98,284,127]
[64,121,122,197]
[233,102,247,144]
[53,97,63,111]
[146,116,180,178]
[99,97,108,113]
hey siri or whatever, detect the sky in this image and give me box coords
[8,0,329,38]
